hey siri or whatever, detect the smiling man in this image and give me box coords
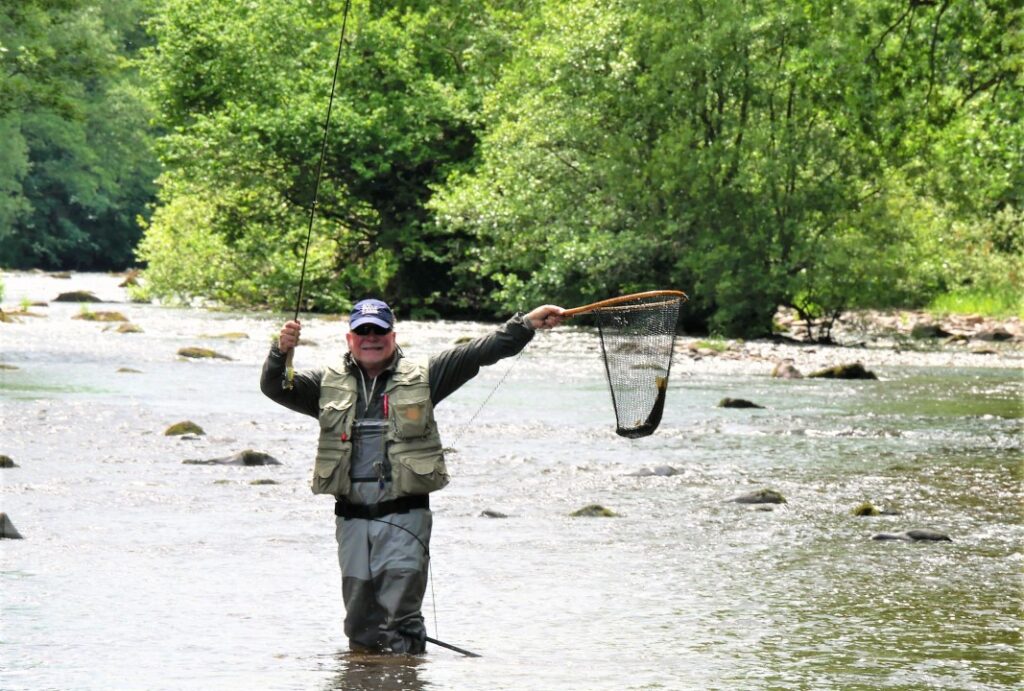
[260,298,564,654]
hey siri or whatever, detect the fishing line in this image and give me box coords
[285,0,352,388]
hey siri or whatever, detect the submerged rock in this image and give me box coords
[771,360,803,379]
[571,504,619,517]
[729,489,787,505]
[1,512,23,539]
[183,450,282,466]
[626,465,679,477]
[165,421,205,436]
[200,332,249,340]
[853,502,902,516]
[718,397,764,409]
[807,363,877,380]
[73,310,127,322]
[177,347,233,360]
[0,455,18,468]
[871,529,951,542]
[249,478,279,485]
[480,509,509,518]
[117,367,143,374]
[0,363,20,370]
[852,502,880,516]
[54,290,100,302]
[105,322,143,333]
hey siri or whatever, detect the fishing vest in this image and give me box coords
[311,357,449,499]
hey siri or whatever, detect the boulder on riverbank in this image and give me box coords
[183,449,282,466]
[729,489,787,504]
[54,290,100,302]
[911,323,952,339]
[807,362,877,380]
[177,347,233,360]
[871,529,951,542]
[1,513,23,539]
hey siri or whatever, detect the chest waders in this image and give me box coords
[317,358,446,654]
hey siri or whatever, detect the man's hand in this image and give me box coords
[278,320,302,354]
[525,305,566,330]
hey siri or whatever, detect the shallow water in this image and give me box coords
[1,272,1021,690]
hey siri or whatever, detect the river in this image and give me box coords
[1,271,1021,690]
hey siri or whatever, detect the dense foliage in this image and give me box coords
[0,0,159,270]
[1,0,1020,334]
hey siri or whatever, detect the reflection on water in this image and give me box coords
[324,651,429,691]
[1,272,1022,690]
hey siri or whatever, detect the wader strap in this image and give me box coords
[335,494,429,520]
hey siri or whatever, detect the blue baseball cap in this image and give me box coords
[349,299,394,330]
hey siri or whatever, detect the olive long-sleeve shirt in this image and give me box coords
[260,315,535,419]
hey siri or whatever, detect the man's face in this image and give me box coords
[346,325,397,371]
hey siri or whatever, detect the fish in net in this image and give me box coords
[565,291,687,438]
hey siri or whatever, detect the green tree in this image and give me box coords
[138,0,530,314]
[0,0,159,270]
[432,0,1021,335]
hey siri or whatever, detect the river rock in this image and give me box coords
[771,360,803,379]
[729,489,787,504]
[0,455,18,468]
[1,513,23,539]
[183,449,282,466]
[718,397,764,409]
[54,290,100,302]
[0,363,20,370]
[871,529,951,542]
[974,328,1013,342]
[73,310,127,322]
[480,509,509,518]
[117,367,143,373]
[571,504,619,517]
[165,421,205,436]
[177,347,233,360]
[807,363,877,380]
[105,323,142,333]
[910,323,951,339]
[853,502,880,516]
[626,466,677,477]
[200,332,249,340]
[249,478,279,485]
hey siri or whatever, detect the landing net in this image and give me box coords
[587,293,685,438]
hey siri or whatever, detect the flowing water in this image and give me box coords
[1,272,1021,690]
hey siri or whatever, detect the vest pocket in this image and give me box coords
[312,441,352,495]
[389,440,449,496]
[390,395,430,439]
[313,399,354,496]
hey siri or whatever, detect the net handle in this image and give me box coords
[563,290,689,317]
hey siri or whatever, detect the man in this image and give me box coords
[260,298,565,654]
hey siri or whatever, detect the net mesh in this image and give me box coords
[592,294,684,438]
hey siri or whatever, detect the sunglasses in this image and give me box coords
[352,324,392,336]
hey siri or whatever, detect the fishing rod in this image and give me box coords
[284,0,352,390]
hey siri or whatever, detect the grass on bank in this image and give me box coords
[928,288,1024,320]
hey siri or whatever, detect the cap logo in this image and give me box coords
[359,304,380,315]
